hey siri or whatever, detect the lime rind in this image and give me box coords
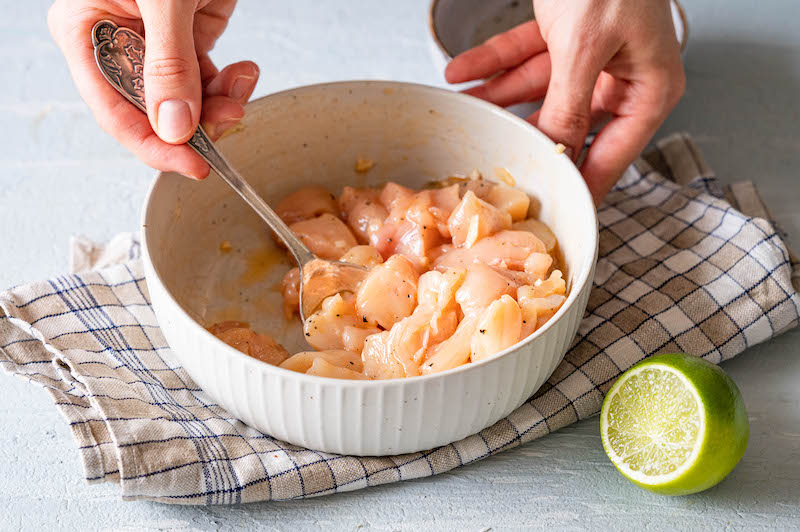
[601,363,706,486]
[601,353,748,496]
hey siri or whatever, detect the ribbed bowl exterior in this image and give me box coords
[144,258,592,455]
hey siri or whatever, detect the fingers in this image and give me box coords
[535,42,618,162]
[47,1,210,179]
[445,20,546,83]
[198,53,220,87]
[199,55,259,99]
[581,72,685,203]
[527,106,609,135]
[138,0,203,144]
[464,52,550,108]
[205,61,259,102]
[194,0,238,50]
[201,61,259,139]
[580,113,661,203]
[200,97,245,140]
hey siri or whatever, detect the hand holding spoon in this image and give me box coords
[91,20,366,321]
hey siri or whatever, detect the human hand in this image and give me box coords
[445,0,685,202]
[48,0,258,180]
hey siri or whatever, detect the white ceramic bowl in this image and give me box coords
[142,81,598,456]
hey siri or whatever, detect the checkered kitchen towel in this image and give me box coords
[1,133,798,504]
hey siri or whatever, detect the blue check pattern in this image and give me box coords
[1,133,798,504]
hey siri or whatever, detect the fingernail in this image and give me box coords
[217,116,241,133]
[156,99,193,142]
[186,167,209,181]
[203,117,241,140]
[231,75,255,100]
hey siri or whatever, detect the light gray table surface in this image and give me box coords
[1,1,798,530]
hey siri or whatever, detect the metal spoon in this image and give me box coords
[91,20,366,321]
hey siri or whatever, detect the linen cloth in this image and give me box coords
[1,133,798,504]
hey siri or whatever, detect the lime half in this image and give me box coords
[600,353,748,495]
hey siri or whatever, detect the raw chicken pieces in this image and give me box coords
[447,191,512,247]
[303,293,369,351]
[289,213,357,260]
[356,254,419,329]
[470,295,523,363]
[276,185,339,225]
[209,174,566,380]
[339,186,387,244]
[433,230,547,271]
[208,322,289,366]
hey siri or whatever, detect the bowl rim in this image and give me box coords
[141,80,599,386]
[428,0,689,59]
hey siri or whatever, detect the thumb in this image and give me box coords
[139,0,202,144]
[535,47,607,162]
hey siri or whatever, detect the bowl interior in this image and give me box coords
[144,81,597,355]
[431,0,534,58]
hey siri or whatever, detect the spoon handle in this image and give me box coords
[189,127,315,266]
[91,20,315,267]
